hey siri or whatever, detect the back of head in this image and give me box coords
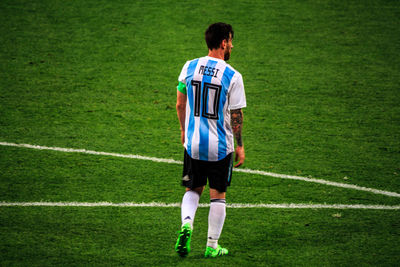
[205,22,234,50]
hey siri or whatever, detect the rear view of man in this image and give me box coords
[175,22,246,258]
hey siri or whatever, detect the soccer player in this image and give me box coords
[175,22,246,258]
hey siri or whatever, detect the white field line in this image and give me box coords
[234,168,400,198]
[1,141,400,198]
[0,142,182,164]
[0,201,399,210]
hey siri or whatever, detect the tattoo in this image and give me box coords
[230,109,243,146]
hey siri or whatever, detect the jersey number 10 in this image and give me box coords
[191,80,222,120]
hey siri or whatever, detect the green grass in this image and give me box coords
[1,207,399,266]
[1,146,400,206]
[0,0,399,265]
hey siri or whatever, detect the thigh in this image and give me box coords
[207,153,233,193]
[182,150,208,189]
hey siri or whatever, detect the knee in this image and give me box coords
[187,186,204,196]
[209,188,226,199]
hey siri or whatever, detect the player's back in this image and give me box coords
[178,56,246,162]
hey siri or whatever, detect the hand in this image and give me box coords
[234,146,245,168]
[180,130,185,145]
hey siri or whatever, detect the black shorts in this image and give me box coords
[182,150,233,193]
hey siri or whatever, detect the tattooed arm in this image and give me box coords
[231,109,245,167]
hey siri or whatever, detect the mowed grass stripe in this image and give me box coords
[1,141,400,198]
[1,201,400,210]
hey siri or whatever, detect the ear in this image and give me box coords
[221,39,227,49]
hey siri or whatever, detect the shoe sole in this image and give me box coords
[175,228,191,257]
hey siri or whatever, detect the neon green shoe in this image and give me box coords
[175,223,192,257]
[204,245,229,258]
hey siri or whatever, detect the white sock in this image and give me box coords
[181,190,200,228]
[207,199,226,249]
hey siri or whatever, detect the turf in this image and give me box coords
[0,0,399,266]
[1,146,400,206]
[0,207,399,266]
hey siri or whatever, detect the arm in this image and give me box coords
[231,108,245,167]
[176,90,187,145]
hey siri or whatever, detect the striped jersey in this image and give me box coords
[178,56,246,161]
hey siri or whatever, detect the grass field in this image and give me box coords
[1,0,399,266]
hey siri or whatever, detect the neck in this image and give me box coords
[208,49,225,61]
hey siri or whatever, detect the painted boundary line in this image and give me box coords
[0,141,182,164]
[234,168,400,198]
[0,201,399,210]
[1,141,400,198]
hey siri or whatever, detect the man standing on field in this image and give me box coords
[175,22,246,258]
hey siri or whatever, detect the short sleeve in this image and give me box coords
[178,61,190,84]
[228,73,246,110]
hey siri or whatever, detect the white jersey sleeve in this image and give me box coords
[178,61,190,84]
[228,73,246,110]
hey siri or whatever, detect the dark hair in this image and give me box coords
[205,22,234,50]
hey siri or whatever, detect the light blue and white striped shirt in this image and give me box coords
[178,56,246,161]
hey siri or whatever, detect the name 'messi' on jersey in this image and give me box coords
[177,56,246,162]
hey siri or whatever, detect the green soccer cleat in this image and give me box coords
[175,223,192,257]
[204,245,229,258]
